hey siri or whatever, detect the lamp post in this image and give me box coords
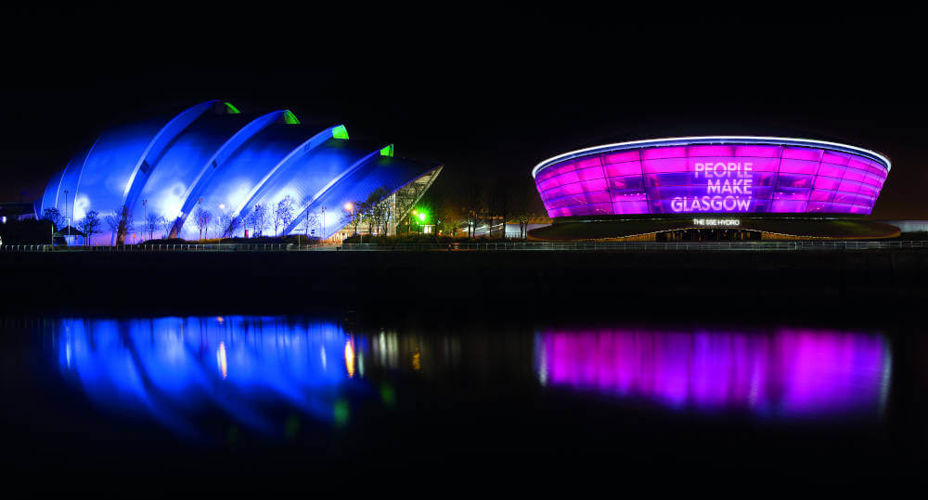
[218,203,225,247]
[410,209,427,234]
[63,189,70,240]
[321,206,326,244]
[418,210,427,233]
[142,199,148,241]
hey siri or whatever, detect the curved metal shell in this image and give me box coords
[40,102,442,244]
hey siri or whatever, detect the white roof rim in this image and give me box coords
[531,136,892,178]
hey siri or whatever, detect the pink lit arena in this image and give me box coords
[533,137,891,218]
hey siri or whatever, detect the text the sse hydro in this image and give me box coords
[530,137,898,241]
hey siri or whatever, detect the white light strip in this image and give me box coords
[531,136,892,178]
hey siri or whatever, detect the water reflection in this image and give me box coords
[53,316,369,439]
[536,328,892,418]
[49,317,894,442]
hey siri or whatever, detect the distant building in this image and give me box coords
[877,220,928,234]
[467,215,552,238]
[0,203,51,245]
[0,202,36,223]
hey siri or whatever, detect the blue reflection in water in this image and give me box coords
[53,316,365,440]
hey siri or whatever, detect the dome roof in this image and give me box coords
[40,101,441,244]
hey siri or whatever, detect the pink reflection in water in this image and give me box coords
[537,328,890,418]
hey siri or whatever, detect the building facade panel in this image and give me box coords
[533,137,890,218]
[72,118,169,227]
[128,113,250,228]
[242,138,387,236]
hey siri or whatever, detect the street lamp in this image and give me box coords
[409,208,427,234]
[63,189,70,240]
[344,202,355,237]
[321,206,326,244]
[218,203,226,246]
[142,199,148,241]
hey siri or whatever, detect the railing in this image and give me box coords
[0,243,337,252]
[340,240,928,251]
[4,240,928,252]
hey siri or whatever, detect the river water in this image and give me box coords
[1,314,925,493]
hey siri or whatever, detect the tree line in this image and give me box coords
[40,178,544,245]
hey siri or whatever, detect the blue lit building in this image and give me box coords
[39,101,442,244]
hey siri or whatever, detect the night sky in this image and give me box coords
[2,4,926,218]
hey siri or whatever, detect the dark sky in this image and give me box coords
[2,4,926,218]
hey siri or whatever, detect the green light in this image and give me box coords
[418,212,427,222]
[282,110,300,124]
[333,399,349,427]
[380,384,396,407]
[223,102,241,114]
[379,144,394,157]
[284,414,300,438]
[332,125,349,140]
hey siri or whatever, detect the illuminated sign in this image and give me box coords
[533,137,889,218]
[692,218,740,227]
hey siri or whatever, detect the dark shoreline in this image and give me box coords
[2,249,927,320]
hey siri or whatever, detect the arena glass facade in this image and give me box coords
[39,100,441,245]
[530,137,895,240]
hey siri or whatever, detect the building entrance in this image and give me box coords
[656,228,762,242]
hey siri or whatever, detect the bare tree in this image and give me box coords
[213,211,227,240]
[194,206,212,240]
[144,212,163,241]
[436,200,461,237]
[104,205,135,244]
[42,208,63,230]
[363,187,390,236]
[380,201,393,236]
[357,199,374,237]
[346,201,363,237]
[340,211,357,238]
[105,211,121,240]
[224,214,242,238]
[245,205,258,237]
[78,210,101,246]
[160,216,174,239]
[461,182,483,238]
[246,204,268,237]
[511,181,536,239]
[274,195,295,236]
[302,211,319,239]
[517,214,529,239]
